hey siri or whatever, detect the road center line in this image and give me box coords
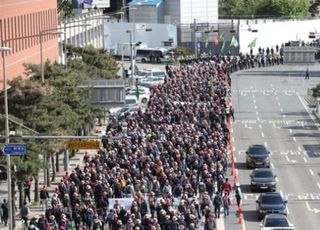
[289,129,292,133]
[293,137,296,142]
[264,142,268,147]
[278,102,281,106]
[259,124,262,129]
[282,115,286,118]
[280,108,283,112]
[261,132,265,138]
[303,157,308,163]
[256,111,259,115]
[317,183,320,190]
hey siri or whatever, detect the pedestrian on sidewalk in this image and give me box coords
[1,199,8,226]
[24,178,32,203]
[20,201,30,228]
[40,185,49,212]
[305,68,310,80]
[223,192,231,217]
[223,178,232,195]
[213,191,223,219]
[235,183,242,208]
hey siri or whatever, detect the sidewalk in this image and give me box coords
[9,121,108,229]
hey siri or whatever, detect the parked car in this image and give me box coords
[144,69,167,78]
[260,214,294,230]
[246,144,271,168]
[256,192,288,220]
[138,76,165,88]
[117,105,141,120]
[250,168,277,192]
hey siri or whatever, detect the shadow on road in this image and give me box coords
[236,162,248,170]
[240,184,252,194]
[243,210,258,223]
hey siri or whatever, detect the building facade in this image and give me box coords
[0,0,59,87]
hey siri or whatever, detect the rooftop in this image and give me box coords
[129,0,162,7]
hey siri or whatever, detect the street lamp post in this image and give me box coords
[40,30,64,84]
[1,46,13,230]
[126,30,134,84]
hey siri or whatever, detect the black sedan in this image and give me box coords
[250,168,277,192]
[256,192,288,220]
[246,144,271,168]
[260,214,294,230]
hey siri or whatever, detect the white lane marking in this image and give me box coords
[303,157,308,163]
[289,129,293,133]
[293,137,297,142]
[285,155,297,163]
[306,201,320,213]
[282,115,286,118]
[280,108,283,112]
[286,206,290,215]
[303,151,307,156]
[309,169,314,176]
[270,163,274,168]
[276,96,279,101]
[257,117,260,121]
[278,102,281,106]
[254,105,258,109]
[250,86,254,89]
[317,183,320,190]
[261,132,265,138]
[275,177,279,182]
[252,94,255,99]
[264,142,268,147]
[298,146,302,151]
[253,99,256,104]
[256,111,259,115]
[259,124,262,129]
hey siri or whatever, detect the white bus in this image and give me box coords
[135,47,170,63]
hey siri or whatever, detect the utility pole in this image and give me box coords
[193,18,197,58]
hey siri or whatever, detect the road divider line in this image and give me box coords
[303,157,308,163]
[298,146,302,151]
[256,111,259,115]
[293,137,296,142]
[259,124,262,129]
[280,108,283,112]
[254,105,257,109]
[275,177,279,182]
[261,132,265,138]
[317,183,320,190]
[278,102,281,106]
[264,142,268,147]
[282,115,286,118]
[309,169,314,176]
[276,96,279,101]
[289,129,292,133]
[270,163,274,168]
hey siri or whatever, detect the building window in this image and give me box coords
[11,17,15,53]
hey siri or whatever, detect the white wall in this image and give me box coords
[104,22,177,54]
[239,19,320,54]
[180,0,218,24]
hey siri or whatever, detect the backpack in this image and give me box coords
[213,195,222,206]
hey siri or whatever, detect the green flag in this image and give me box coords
[205,34,209,48]
[219,33,226,53]
[248,38,257,49]
[230,35,239,48]
[221,41,226,53]
[219,33,225,42]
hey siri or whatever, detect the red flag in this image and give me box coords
[213,36,219,46]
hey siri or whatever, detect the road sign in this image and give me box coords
[65,140,100,150]
[3,144,27,156]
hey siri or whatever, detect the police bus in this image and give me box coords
[135,47,170,63]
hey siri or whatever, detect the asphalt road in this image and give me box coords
[230,64,320,230]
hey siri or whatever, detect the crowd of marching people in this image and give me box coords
[21,57,234,230]
[19,45,284,230]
